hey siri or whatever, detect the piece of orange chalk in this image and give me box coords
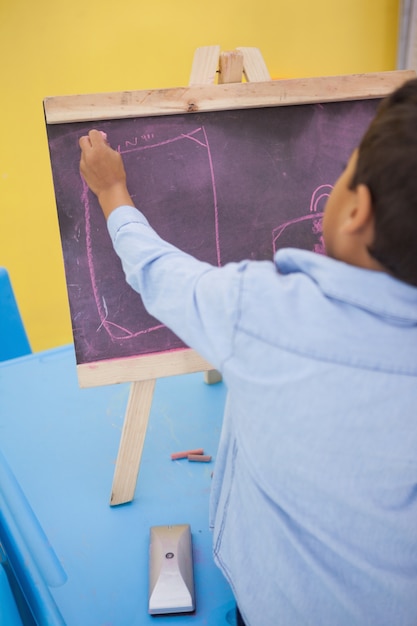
[188,454,212,463]
[171,448,204,460]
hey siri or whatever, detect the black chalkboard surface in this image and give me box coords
[47,99,379,366]
[45,72,414,386]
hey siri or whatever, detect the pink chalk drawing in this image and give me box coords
[81,126,220,342]
[272,184,333,255]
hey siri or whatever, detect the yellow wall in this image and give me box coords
[1,0,400,351]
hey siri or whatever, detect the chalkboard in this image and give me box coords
[44,73,412,386]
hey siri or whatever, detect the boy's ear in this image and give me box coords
[342,184,374,235]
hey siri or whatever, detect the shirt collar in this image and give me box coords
[274,248,417,326]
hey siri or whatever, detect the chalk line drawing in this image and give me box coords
[272,184,333,255]
[81,126,220,342]
[81,124,333,345]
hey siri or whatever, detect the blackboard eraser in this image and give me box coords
[148,524,195,614]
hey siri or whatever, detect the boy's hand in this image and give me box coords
[79,129,134,219]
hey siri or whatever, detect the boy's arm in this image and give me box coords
[107,206,243,371]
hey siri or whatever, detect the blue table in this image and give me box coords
[0,345,235,625]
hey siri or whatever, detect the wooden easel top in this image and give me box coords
[44,45,414,125]
[189,45,271,84]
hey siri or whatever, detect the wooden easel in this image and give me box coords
[45,61,412,505]
[110,46,271,505]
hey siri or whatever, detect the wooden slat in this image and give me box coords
[110,379,155,505]
[238,46,271,82]
[44,71,416,124]
[77,348,213,388]
[218,49,244,84]
[188,45,221,85]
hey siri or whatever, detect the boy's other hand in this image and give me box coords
[79,129,134,219]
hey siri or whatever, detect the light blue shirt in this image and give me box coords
[108,205,417,626]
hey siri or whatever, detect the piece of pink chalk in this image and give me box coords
[100,131,107,140]
[188,454,212,463]
[171,448,204,460]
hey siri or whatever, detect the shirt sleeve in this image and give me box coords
[107,205,244,371]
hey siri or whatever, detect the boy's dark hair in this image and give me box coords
[349,78,417,287]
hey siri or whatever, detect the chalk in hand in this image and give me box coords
[171,448,204,460]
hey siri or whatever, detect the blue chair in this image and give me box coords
[0,268,31,361]
[0,563,23,626]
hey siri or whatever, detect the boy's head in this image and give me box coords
[349,78,417,287]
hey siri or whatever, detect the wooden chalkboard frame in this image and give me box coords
[44,70,415,390]
[45,71,414,126]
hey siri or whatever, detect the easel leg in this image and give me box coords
[189,45,220,85]
[110,379,155,506]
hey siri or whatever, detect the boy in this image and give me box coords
[79,79,417,626]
